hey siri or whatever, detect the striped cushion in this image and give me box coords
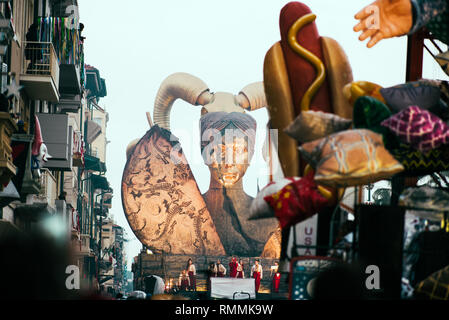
[381,106,449,152]
[298,129,404,188]
[390,143,449,175]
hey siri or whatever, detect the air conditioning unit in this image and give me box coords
[37,113,73,171]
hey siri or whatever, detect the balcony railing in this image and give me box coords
[72,233,93,256]
[37,16,85,94]
[20,41,60,102]
[0,112,17,189]
[36,168,57,209]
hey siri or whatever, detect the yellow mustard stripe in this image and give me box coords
[287,13,326,111]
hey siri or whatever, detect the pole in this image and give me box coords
[406,29,425,82]
[140,250,143,291]
[90,175,93,238]
[99,194,103,260]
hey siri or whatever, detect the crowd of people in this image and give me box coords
[177,257,281,294]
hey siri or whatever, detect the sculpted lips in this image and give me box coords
[220,172,240,186]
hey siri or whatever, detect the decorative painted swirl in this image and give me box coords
[288,13,326,111]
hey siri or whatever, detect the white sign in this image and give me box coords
[210,277,256,300]
[287,214,318,257]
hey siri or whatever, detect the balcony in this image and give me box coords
[34,169,57,211]
[12,134,41,196]
[20,42,60,102]
[0,18,14,40]
[86,66,107,100]
[56,94,82,113]
[0,18,14,55]
[72,130,84,167]
[0,112,17,190]
[59,64,81,95]
[72,233,94,257]
[34,16,85,97]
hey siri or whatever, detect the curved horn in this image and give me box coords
[153,72,213,130]
[236,82,267,111]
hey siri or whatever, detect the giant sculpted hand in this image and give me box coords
[354,0,413,48]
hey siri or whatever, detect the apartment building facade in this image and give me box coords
[0,0,124,296]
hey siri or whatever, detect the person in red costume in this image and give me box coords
[178,270,190,292]
[251,259,263,293]
[186,258,196,291]
[271,261,281,293]
[229,257,238,278]
[236,259,245,278]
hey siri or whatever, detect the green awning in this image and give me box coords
[84,154,107,173]
[91,174,110,191]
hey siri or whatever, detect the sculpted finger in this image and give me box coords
[367,32,384,48]
[359,28,377,41]
[354,5,371,20]
[353,21,365,32]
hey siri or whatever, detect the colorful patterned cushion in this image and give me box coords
[284,110,352,144]
[381,106,449,152]
[353,96,400,150]
[298,129,404,187]
[264,171,329,229]
[389,143,449,175]
[415,265,449,300]
[399,186,449,212]
[380,80,449,119]
[249,177,300,220]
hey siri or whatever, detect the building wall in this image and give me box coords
[0,0,117,296]
[90,108,108,162]
[64,111,83,210]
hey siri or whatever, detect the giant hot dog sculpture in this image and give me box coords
[264,2,354,178]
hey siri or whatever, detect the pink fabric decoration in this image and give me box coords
[381,106,449,152]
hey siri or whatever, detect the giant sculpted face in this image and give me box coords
[122,73,281,257]
[200,112,256,188]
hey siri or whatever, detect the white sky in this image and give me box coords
[78,0,448,268]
